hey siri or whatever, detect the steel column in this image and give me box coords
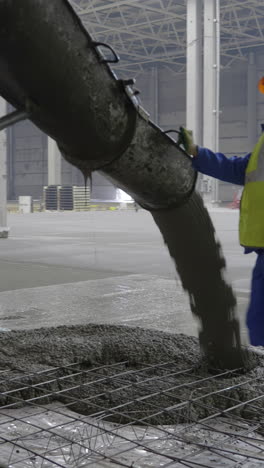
[48,137,62,186]
[186,0,203,146]
[0,98,8,237]
[247,52,257,150]
[203,0,220,203]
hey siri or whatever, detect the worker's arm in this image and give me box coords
[192,147,251,186]
[178,127,250,185]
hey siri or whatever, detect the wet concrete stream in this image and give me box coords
[152,192,245,369]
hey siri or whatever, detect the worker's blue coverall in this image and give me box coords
[192,148,264,346]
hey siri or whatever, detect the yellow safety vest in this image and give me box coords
[239,132,264,247]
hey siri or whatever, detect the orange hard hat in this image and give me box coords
[258,77,264,94]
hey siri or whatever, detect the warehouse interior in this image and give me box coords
[3,0,264,206]
[1,1,264,467]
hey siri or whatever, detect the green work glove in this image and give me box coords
[179,127,198,156]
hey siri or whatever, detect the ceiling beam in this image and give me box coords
[70,0,264,70]
[78,0,185,21]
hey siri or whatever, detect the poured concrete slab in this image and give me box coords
[0,274,249,343]
[0,210,254,345]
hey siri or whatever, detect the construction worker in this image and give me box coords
[179,126,264,347]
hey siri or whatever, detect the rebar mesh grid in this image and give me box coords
[1,360,264,467]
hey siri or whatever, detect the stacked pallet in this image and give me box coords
[43,186,90,211]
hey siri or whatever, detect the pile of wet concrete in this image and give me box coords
[0,324,263,427]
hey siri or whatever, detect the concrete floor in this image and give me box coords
[0,207,255,343]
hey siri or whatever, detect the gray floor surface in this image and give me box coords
[0,207,255,343]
